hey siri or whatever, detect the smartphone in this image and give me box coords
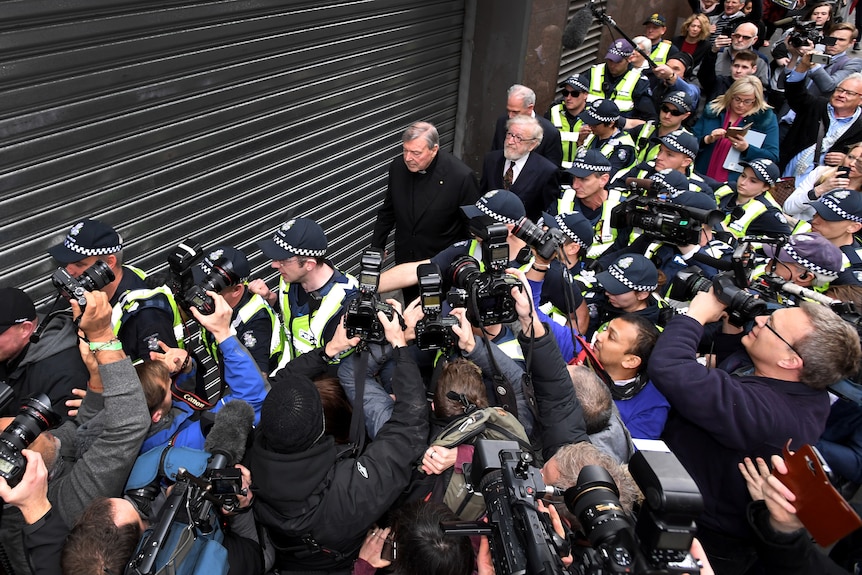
[726,123,753,137]
[811,53,832,66]
[837,166,851,178]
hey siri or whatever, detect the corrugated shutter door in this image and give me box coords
[0,0,466,304]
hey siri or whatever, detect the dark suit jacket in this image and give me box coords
[491,114,563,168]
[371,150,480,263]
[479,151,560,221]
[781,78,862,169]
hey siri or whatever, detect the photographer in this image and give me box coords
[246,307,429,573]
[47,218,184,361]
[647,289,862,574]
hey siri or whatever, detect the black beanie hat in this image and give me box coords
[261,376,326,454]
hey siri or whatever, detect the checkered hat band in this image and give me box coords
[477,201,515,224]
[821,196,862,223]
[662,136,696,159]
[273,235,325,257]
[609,265,658,291]
[572,159,611,173]
[63,238,121,257]
[588,109,617,123]
[784,244,838,277]
[748,162,775,184]
[665,95,689,112]
[653,175,686,195]
[555,215,587,248]
[609,46,631,58]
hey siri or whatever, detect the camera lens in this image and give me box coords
[564,465,633,547]
[202,258,240,293]
[78,260,116,292]
[449,255,481,290]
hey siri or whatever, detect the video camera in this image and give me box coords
[51,260,115,310]
[609,180,723,247]
[165,239,242,315]
[785,17,837,48]
[414,263,458,351]
[344,248,400,344]
[442,440,703,575]
[512,216,566,261]
[0,392,60,488]
[446,220,523,327]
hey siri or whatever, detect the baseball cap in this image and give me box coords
[566,148,613,179]
[191,245,252,285]
[605,39,634,63]
[461,190,526,224]
[650,169,690,198]
[810,189,862,223]
[597,254,659,295]
[657,129,699,159]
[0,288,37,335]
[257,218,328,261]
[643,13,667,26]
[48,218,123,264]
[739,158,780,187]
[541,211,594,249]
[560,74,590,93]
[762,233,843,279]
[673,191,720,212]
[578,99,621,126]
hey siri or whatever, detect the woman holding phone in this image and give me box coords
[693,76,779,184]
[784,142,862,221]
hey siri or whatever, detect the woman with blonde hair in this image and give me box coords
[784,141,862,221]
[693,76,779,183]
[672,13,712,71]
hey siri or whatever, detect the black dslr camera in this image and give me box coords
[344,249,398,344]
[414,263,458,351]
[51,260,115,310]
[512,215,566,260]
[0,394,61,487]
[446,220,523,327]
[165,240,241,315]
[786,17,835,48]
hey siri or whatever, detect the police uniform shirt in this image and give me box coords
[111,267,179,360]
[836,241,862,286]
[586,131,636,176]
[602,69,656,121]
[717,191,793,238]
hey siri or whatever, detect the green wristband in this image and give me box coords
[89,339,122,352]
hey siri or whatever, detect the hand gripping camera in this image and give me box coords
[165,240,241,315]
[51,260,115,310]
[414,263,458,351]
[511,216,566,261]
[344,249,399,344]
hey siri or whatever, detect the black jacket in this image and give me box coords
[371,150,480,263]
[479,150,560,221]
[247,346,429,572]
[491,113,563,168]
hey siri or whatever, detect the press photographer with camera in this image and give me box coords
[251,217,358,370]
[0,287,88,423]
[647,287,862,574]
[47,218,184,361]
[246,307,429,573]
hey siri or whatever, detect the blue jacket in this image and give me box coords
[614,381,670,440]
[141,336,268,453]
[692,106,779,184]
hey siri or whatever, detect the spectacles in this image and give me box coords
[762,316,802,358]
[563,89,583,97]
[274,257,296,266]
[505,132,536,144]
[835,86,862,97]
[731,33,754,40]
[660,105,687,116]
[732,96,756,105]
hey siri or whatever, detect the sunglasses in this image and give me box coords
[563,89,584,97]
[660,105,687,116]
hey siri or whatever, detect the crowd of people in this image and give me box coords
[3,1,862,574]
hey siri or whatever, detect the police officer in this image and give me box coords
[48,218,183,361]
[578,99,638,179]
[588,39,657,128]
[715,158,792,239]
[194,245,283,374]
[545,74,590,169]
[616,129,716,197]
[809,189,862,285]
[251,218,358,370]
[642,13,679,66]
[629,91,694,164]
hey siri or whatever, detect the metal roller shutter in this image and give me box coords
[558,0,608,82]
[0,0,466,307]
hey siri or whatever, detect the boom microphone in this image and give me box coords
[562,5,595,50]
[204,399,255,469]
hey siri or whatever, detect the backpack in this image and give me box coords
[426,406,532,520]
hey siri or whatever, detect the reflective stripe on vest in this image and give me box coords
[112,284,186,349]
[588,65,640,112]
[633,122,660,163]
[201,292,284,362]
[549,103,584,169]
[586,189,626,259]
[650,41,673,66]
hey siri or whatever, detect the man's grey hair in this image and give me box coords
[402,121,439,150]
[508,84,536,108]
[506,115,543,143]
[840,72,862,89]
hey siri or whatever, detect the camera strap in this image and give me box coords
[347,346,369,455]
